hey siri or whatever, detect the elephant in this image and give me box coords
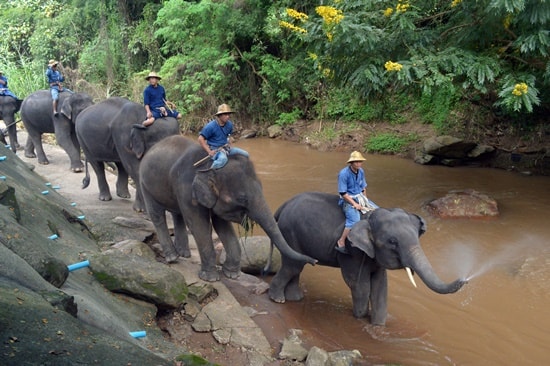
[75,97,180,212]
[0,95,22,153]
[20,90,93,172]
[268,191,467,326]
[139,135,317,281]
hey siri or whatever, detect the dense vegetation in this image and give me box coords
[1,0,548,150]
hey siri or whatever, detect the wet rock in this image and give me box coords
[0,180,20,221]
[104,239,157,261]
[423,136,477,158]
[90,251,188,308]
[240,128,258,139]
[305,346,329,366]
[218,236,282,275]
[188,282,217,303]
[328,350,363,365]
[279,329,309,361]
[425,189,499,218]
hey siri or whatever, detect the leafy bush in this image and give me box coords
[366,133,414,154]
[276,108,302,126]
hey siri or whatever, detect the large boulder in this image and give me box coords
[416,135,495,167]
[425,189,499,218]
[218,236,282,275]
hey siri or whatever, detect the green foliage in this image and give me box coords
[366,132,416,154]
[276,108,301,126]
[416,83,460,132]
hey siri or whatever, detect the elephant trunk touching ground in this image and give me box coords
[247,199,318,266]
[404,245,466,294]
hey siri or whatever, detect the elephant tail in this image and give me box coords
[82,158,90,189]
[262,240,275,276]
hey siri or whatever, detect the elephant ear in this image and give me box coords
[130,127,146,159]
[409,213,427,237]
[192,171,218,208]
[348,220,375,258]
[60,96,72,120]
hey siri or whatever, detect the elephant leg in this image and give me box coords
[186,208,219,282]
[149,208,178,263]
[211,215,240,279]
[269,257,302,303]
[284,272,305,301]
[53,123,83,172]
[114,162,131,199]
[90,161,112,201]
[368,269,388,326]
[172,212,190,258]
[27,134,49,164]
[6,124,19,152]
[133,184,145,212]
[24,137,36,158]
[340,256,373,319]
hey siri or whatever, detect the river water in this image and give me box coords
[234,137,550,365]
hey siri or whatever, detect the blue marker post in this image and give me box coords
[0,156,6,161]
[77,215,86,220]
[48,234,59,240]
[67,260,90,272]
[41,190,49,195]
[129,331,147,338]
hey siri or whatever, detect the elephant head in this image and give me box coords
[192,155,317,266]
[59,93,93,121]
[348,208,466,294]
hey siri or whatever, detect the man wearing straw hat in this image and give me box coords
[335,150,373,254]
[46,59,72,116]
[197,103,249,169]
[141,71,182,127]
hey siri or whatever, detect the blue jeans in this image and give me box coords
[211,147,249,169]
[50,87,73,100]
[0,88,18,99]
[342,202,361,228]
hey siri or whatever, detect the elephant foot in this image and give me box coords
[199,269,220,282]
[71,167,83,173]
[284,289,304,302]
[38,160,50,165]
[176,247,191,258]
[25,152,36,158]
[222,266,240,279]
[132,203,145,213]
[164,252,179,264]
[117,191,131,199]
[99,193,112,201]
[268,289,286,304]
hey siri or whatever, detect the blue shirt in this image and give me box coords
[0,75,8,88]
[199,119,233,149]
[46,67,65,89]
[143,84,167,109]
[338,166,367,196]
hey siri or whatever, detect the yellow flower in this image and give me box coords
[286,8,308,22]
[279,20,307,34]
[396,1,410,13]
[451,0,462,7]
[326,32,333,42]
[512,83,528,96]
[384,61,403,72]
[316,6,344,25]
[308,52,318,61]
[384,8,394,17]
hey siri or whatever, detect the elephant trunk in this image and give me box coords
[249,202,317,266]
[405,245,466,294]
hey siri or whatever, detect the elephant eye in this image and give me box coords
[388,237,398,248]
[236,194,248,205]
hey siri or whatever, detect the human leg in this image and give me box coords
[51,88,60,116]
[336,203,360,254]
[210,150,228,169]
[228,147,249,158]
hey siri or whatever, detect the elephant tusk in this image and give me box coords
[405,267,417,288]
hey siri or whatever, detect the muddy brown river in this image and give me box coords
[234,137,550,365]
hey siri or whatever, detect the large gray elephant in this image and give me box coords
[268,191,467,326]
[75,97,180,212]
[139,135,317,281]
[20,90,93,171]
[0,95,23,152]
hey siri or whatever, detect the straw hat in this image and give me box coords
[48,59,58,67]
[145,71,161,80]
[215,104,234,116]
[347,151,366,163]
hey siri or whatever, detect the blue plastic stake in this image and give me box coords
[67,260,90,272]
[0,156,6,161]
[48,234,59,240]
[4,145,10,149]
[45,182,52,186]
[77,215,86,220]
[52,185,60,190]
[70,202,77,206]
[41,190,49,195]
[0,176,6,181]
[129,331,147,338]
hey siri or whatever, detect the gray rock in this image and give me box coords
[328,349,363,365]
[219,236,282,275]
[267,124,283,138]
[468,143,495,158]
[279,335,309,361]
[105,239,157,261]
[240,128,258,139]
[425,189,499,218]
[423,135,476,158]
[90,251,188,308]
[305,346,329,366]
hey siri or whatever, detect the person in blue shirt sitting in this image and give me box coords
[335,151,372,254]
[0,71,19,100]
[197,103,249,170]
[45,60,73,116]
[142,72,182,127]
